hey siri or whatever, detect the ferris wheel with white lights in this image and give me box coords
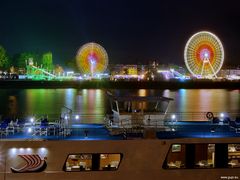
[184,31,224,78]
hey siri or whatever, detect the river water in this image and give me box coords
[0,89,239,123]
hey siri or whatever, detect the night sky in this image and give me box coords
[0,0,240,66]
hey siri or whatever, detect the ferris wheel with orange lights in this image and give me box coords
[184,31,224,78]
[76,42,108,75]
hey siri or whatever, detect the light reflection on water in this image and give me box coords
[0,89,239,123]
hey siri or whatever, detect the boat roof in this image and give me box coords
[107,91,174,102]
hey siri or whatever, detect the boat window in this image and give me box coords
[164,143,240,169]
[194,144,215,168]
[119,101,133,113]
[112,101,118,112]
[228,144,240,168]
[117,101,144,113]
[64,153,122,172]
[100,154,121,170]
[163,144,186,169]
[65,154,92,171]
[117,101,126,112]
[154,101,169,113]
[163,144,216,169]
[144,102,157,112]
[130,102,142,113]
[143,101,168,113]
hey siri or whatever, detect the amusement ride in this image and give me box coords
[184,31,224,78]
[76,42,109,77]
[23,32,228,81]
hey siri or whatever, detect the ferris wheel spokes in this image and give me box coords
[200,61,205,77]
[200,58,217,78]
[208,60,217,78]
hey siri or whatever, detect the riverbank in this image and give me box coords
[0,80,239,89]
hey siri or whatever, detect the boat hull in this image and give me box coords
[1,138,240,180]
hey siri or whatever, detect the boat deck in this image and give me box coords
[0,124,122,140]
[1,121,240,140]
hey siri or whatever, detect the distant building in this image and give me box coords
[219,68,240,79]
[109,62,198,81]
[109,64,146,81]
[219,68,240,76]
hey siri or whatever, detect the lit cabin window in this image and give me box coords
[65,154,92,171]
[194,144,215,168]
[164,144,186,169]
[64,153,122,172]
[100,153,121,170]
[163,144,216,169]
[163,143,240,169]
[228,144,240,168]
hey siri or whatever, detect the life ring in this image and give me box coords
[206,112,214,119]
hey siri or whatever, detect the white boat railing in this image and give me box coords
[105,112,240,131]
[0,111,240,138]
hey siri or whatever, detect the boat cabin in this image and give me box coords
[106,91,174,128]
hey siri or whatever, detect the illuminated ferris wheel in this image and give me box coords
[76,42,108,75]
[184,31,224,78]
